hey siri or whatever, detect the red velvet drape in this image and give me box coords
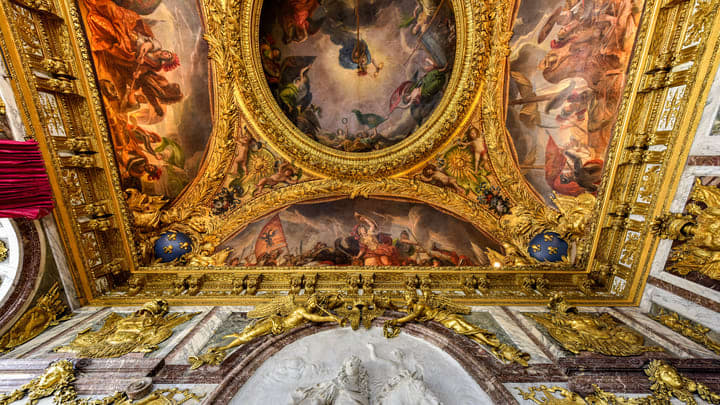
[0,140,54,219]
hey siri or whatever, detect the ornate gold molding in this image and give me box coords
[517,360,720,405]
[0,359,204,405]
[2,0,720,305]
[652,178,720,280]
[651,308,720,355]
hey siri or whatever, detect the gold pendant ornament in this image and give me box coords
[527,296,663,356]
[53,300,197,358]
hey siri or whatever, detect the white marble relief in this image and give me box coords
[0,55,25,140]
[228,327,492,405]
[0,219,23,310]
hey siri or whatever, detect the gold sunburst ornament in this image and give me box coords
[444,147,475,182]
[0,240,7,262]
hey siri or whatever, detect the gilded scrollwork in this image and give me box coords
[528,296,663,356]
[651,308,720,355]
[0,359,204,405]
[0,240,7,262]
[517,360,720,405]
[486,193,596,267]
[53,300,196,358]
[652,178,720,280]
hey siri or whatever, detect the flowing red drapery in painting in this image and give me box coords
[0,140,53,219]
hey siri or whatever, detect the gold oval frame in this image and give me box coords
[234,0,487,178]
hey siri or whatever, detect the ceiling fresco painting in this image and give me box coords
[507,0,642,203]
[11,0,720,306]
[259,0,456,153]
[219,198,501,267]
[78,0,212,199]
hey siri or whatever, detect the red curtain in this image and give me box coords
[0,140,53,219]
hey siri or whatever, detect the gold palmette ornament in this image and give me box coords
[188,293,346,369]
[528,296,663,356]
[53,300,197,358]
[383,291,531,366]
[0,283,71,353]
[517,360,720,405]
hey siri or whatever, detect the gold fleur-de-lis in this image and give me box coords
[163,245,173,254]
[543,234,554,242]
[179,242,189,250]
[167,232,177,241]
[531,244,541,252]
[548,246,558,255]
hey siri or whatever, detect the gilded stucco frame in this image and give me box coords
[0,0,718,306]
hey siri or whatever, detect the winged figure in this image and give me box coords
[53,300,196,358]
[384,291,530,366]
[189,293,346,369]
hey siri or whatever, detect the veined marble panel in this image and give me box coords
[474,307,551,364]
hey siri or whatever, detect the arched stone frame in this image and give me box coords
[0,219,44,336]
[201,316,518,404]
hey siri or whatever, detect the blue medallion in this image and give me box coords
[153,231,192,263]
[527,231,568,262]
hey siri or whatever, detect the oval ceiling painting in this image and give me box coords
[259,0,457,153]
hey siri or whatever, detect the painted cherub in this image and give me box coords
[456,126,488,172]
[416,163,466,195]
[252,161,301,196]
[232,127,253,176]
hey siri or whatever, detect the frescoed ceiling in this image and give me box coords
[5,0,718,304]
